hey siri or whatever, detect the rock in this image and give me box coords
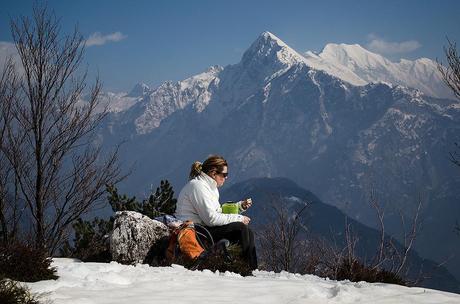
[110,211,170,265]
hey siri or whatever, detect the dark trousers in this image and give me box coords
[205,222,258,270]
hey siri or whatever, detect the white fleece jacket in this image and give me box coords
[175,172,244,226]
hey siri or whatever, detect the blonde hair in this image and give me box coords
[189,155,228,180]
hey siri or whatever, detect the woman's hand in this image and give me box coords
[242,216,251,225]
[241,198,252,210]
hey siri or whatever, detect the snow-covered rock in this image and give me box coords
[110,211,169,265]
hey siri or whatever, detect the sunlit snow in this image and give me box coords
[26,259,460,304]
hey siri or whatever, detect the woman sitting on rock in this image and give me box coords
[175,155,257,270]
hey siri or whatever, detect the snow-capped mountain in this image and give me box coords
[304,43,451,99]
[99,31,460,287]
[134,65,222,134]
[103,32,451,135]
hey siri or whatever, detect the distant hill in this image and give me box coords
[221,177,460,293]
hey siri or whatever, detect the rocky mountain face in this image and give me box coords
[99,32,460,281]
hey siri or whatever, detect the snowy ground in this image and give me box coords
[27,258,460,304]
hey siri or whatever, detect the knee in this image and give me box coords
[229,222,250,238]
[233,221,248,231]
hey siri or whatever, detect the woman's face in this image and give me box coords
[211,166,228,187]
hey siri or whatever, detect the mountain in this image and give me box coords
[127,82,150,97]
[133,65,222,134]
[221,177,460,293]
[304,43,452,99]
[98,32,460,283]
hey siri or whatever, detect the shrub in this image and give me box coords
[0,279,40,304]
[0,242,57,282]
[60,217,113,262]
[142,180,177,218]
[62,181,178,262]
[106,181,177,217]
[194,252,253,276]
[336,259,405,285]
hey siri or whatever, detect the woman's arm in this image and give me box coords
[189,185,244,226]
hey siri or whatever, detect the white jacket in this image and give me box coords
[175,172,244,226]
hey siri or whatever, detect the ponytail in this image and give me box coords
[189,161,203,180]
[188,155,228,180]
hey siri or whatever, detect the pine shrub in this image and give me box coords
[106,184,141,213]
[143,180,177,218]
[0,242,57,282]
[60,217,113,262]
[106,180,177,217]
[0,279,40,304]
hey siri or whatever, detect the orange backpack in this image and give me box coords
[166,221,209,263]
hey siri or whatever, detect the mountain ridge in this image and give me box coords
[304,41,450,98]
[101,32,452,135]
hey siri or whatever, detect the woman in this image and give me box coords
[175,155,257,270]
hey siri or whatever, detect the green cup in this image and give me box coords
[222,202,239,214]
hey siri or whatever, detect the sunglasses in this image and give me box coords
[217,172,228,178]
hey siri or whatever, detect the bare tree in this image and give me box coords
[438,39,460,101]
[257,196,309,273]
[0,58,21,246]
[256,190,424,285]
[438,39,460,168]
[0,6,123,254]
[393,197,422,276]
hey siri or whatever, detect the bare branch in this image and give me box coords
[437,38,460,100]
[0,5,124,253]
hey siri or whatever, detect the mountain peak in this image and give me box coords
[259,31,286,45]
[127,82,150,97]
[320,43,390,67]
[241,31,306,69]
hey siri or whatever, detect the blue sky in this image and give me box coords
[1,0,459,92]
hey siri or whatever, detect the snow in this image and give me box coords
[303,43,452,99]
[251,31,308,69]
[262,82,271,104]
[248,33,450,99]
[309,70,333,135]
[26,258,460,304]
[101,92,140,113]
